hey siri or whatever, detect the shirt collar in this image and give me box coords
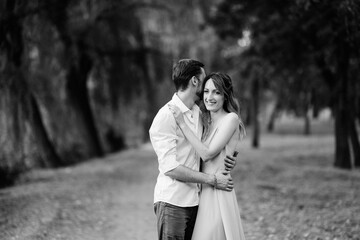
[171,93,192,113]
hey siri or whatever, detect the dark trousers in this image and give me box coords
[154,202,198,240]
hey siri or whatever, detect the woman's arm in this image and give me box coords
[168,104,238,161]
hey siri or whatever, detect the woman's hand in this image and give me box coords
[168,104,185,125]
[224,155,237,171]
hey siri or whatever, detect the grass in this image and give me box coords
[234,119,360,240]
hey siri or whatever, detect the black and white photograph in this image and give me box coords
[0,0,359,239]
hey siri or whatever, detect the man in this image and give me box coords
[149,59,236,240]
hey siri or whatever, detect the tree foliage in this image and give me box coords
[211,0,360,168]
[0,0,220,186]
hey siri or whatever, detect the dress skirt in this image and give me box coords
[191,184,246,240]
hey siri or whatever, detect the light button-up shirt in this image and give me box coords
[149,93,202,207]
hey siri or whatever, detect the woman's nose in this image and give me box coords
[207,92,214,99]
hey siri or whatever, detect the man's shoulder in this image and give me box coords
[151,100,175,126]
[149,101,176,134]
[155,100,173,117]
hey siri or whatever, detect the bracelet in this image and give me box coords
[213,174,217,188]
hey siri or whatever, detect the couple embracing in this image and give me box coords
[149,59,246,240]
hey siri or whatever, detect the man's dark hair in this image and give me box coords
[172,59,204,91]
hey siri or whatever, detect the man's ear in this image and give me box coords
[191,76,198,86]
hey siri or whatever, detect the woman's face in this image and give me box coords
[203,79,224,112]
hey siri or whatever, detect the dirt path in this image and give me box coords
[0,145,158,240]
[1,134,359,240]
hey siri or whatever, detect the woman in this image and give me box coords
[169,72,246,240]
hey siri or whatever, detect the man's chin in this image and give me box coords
[195,99,202,105]
[194,94,202,104]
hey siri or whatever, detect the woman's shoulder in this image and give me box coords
[218,112,239,127]
[224,112,239,122]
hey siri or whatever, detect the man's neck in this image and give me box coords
[176,91,196,109]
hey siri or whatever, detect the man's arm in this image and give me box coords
[165,165,234,191]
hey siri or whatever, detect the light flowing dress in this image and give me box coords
[191,115,246,240]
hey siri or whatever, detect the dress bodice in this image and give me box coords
[202,115,241,174]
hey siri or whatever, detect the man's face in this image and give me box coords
[195,67,206,99]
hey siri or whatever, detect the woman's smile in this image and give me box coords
[203,79,224,112]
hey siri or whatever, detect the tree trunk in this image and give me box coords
[1,0,61,171]
[348,59,360,167]
[303,92,311,135]
[349,111,360,167]
[304,112,311,136]
[66,42,104,157]
[349,82,360,168]
[138,47,158,142]
[334,103,351,169]
[267,105,277,133]
[137,25,169,142]
[251,77,260,148]
[45,1,104,158]
[315,38,356,169]
[27,94,62,167]
[334,42,352,169]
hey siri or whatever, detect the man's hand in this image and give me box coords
[214,170,233,192]
[224,155,237,171]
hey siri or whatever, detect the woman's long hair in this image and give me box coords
[200,72,246,140]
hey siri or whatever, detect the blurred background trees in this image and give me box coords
[210,0,360,168]
[0,0,359,186]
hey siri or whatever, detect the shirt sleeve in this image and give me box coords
[149,108,180,173]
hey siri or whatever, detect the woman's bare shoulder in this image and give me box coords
[225,112,239,122]
[219,112,239,128]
